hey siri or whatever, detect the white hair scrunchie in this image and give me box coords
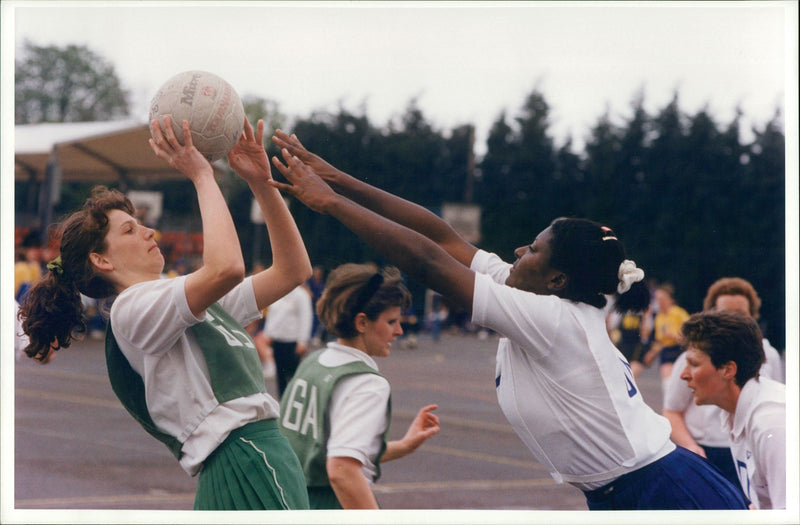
[617,259,644,294]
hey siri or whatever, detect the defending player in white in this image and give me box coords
[267,130,749,510]
[680,310,786,509]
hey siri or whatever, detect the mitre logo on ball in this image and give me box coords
[149,70,245,162]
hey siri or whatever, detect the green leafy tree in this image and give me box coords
[15,41,129,124]
[553,137,583,217]
[477,90,559,254]
[582,108,622,221]
[614,94,653,232]
[740,111,785,348]
[475,111,519,255]
[381,100,461,205]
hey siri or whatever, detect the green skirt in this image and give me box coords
[194,419,310,510]
[307,486,343,509]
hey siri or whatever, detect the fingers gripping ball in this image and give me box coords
[149,71,245,162]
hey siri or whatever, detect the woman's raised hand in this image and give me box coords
[228,118,272,184]
[149,116,213,182]
[269,148,339,214]
[272,130,341,183]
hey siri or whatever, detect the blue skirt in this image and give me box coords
[583,446,749,510]
[701,444,746,498]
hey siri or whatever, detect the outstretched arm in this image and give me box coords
[228,120,312,310]
[270,151,475,312]
[150,117,244,317]
[272,131,478,267]
[382,404,440,462]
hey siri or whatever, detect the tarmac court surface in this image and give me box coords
[11,330,669,519]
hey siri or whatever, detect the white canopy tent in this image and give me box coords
[14,120,229,245]
[14,120,227,183]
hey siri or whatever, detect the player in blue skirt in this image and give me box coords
[267,131,748,510]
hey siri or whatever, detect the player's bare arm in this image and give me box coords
[230,121,312,310]
[150,116,244,317]
[270,150,475,312]
[272,130,478,267]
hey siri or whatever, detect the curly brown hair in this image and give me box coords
[18,186,134,362]
[317,263,412,339]
[702,277,761,319]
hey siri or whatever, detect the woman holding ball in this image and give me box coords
[267,131,748,511]
[19,117,311,510]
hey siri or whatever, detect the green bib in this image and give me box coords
[279,349,391,487]
[105,303,266,459]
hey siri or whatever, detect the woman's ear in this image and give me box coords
[549,272,568,292]
[720,361,738,382]
[353,312,368,334]
[89,252,113,272]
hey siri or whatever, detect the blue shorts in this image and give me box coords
[660,344,683,365]
[583,446,749,510]
[701,445,747,500]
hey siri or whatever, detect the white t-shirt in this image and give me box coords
[263,285,314,345]
[725,377,785,509]
[663,344,784,448]
[470,250,674,489]
[760,338,784,384]
[110,275,281,476]
[319,343,390,485]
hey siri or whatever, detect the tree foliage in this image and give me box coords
[230,92,784,348]
[15,54,786,346]
[15,41,129,124]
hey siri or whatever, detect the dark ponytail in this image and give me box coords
[548,218,649,312]
[19,271,85,362]
[613,279,651,314]
[18,186,134,363]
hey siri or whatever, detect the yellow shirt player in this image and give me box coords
[14,249,43,301]
[650,284,689,383]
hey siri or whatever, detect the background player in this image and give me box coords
[279,263,440,508]
[680,310,785,509]
[662,276,783,494]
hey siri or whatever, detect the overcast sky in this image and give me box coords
[3,1,795,154]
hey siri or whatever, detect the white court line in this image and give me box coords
[15,479,556,507]
[15,425,163,455]
[15,491,195,508]
[17,388,517,434]
[420,444,546,471]
[16,387,121,409]
[15,365,108,383]
[392,408,515,434]
[374,478,557,494]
